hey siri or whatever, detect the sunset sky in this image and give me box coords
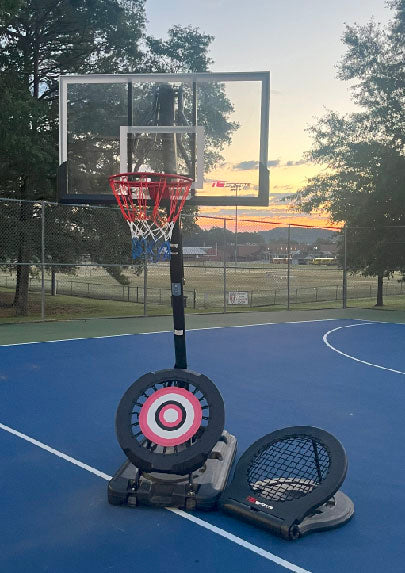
[145,0,392,229]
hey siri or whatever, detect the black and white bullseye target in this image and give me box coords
[116,369,224,474]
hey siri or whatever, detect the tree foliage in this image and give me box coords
[337,0,405,151]
[294,1,405,305]
[145,25,214,73]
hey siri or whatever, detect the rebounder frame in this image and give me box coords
[219,426,354,539]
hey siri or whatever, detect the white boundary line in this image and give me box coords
[0,318,338,348]
[323,323,405,375]
[0,421,311,573]
[168,508,311,573]
[0,422,112,480]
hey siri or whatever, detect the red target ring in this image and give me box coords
[139,387,202,446]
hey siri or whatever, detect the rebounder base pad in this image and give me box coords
[108,431,237,511]
[297,490,354,537]
[221,490,354,539]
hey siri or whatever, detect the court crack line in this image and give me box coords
[0,421,311,573]
[323,323,405,375]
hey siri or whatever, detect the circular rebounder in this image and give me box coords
[115,369,224,474]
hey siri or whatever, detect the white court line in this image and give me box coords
[169,509,311,573]
[0,318,338,347]
[323,323,405,375]
[0,421,311,573]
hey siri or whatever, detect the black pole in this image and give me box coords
[158,84,187,369]
[170,219,187,369]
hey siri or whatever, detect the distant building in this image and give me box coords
[182,247,211,260]
[315,243,338,256]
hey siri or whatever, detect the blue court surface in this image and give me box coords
[1,317,405,572]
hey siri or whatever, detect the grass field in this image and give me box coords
[0,261,404,323]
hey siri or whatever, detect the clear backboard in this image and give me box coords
[58,72,270,206]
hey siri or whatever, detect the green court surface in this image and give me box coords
[1,307,404,346]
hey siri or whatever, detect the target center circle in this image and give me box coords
[163,408,179,423]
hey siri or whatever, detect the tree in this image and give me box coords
[338,0,405,151]
[294,2,405,306]
[145,25,214,73]
[0,0,146,313]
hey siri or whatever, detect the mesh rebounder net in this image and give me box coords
[247,436,330,502]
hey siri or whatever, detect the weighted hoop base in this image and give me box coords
[108,431,237,510]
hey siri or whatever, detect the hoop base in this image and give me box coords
[107,431,237,510]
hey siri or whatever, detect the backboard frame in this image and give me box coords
[58,71,270,206]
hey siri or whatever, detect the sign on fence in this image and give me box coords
[228,291,249,305]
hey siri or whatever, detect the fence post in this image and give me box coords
[287,224,291,310]
[193,288,196,309]
[342,225,347,309]
[41,202,45,320]
[223,218,227,313]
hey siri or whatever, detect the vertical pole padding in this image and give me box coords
[158,84,187,369]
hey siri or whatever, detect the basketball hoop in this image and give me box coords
[109,172,193,262]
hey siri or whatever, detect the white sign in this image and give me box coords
[228,291,249,305]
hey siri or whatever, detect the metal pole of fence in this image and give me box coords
[41,202,45,320]
[287,224,291,310]
[143,255,147,316]
[234,186,238,268]
[342,225,347,309]
[223,218,227,313]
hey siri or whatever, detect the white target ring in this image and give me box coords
[139,387,202,446]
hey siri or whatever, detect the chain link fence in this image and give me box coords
[1,197,404,321]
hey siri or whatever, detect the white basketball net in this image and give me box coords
[128,219,175,243]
